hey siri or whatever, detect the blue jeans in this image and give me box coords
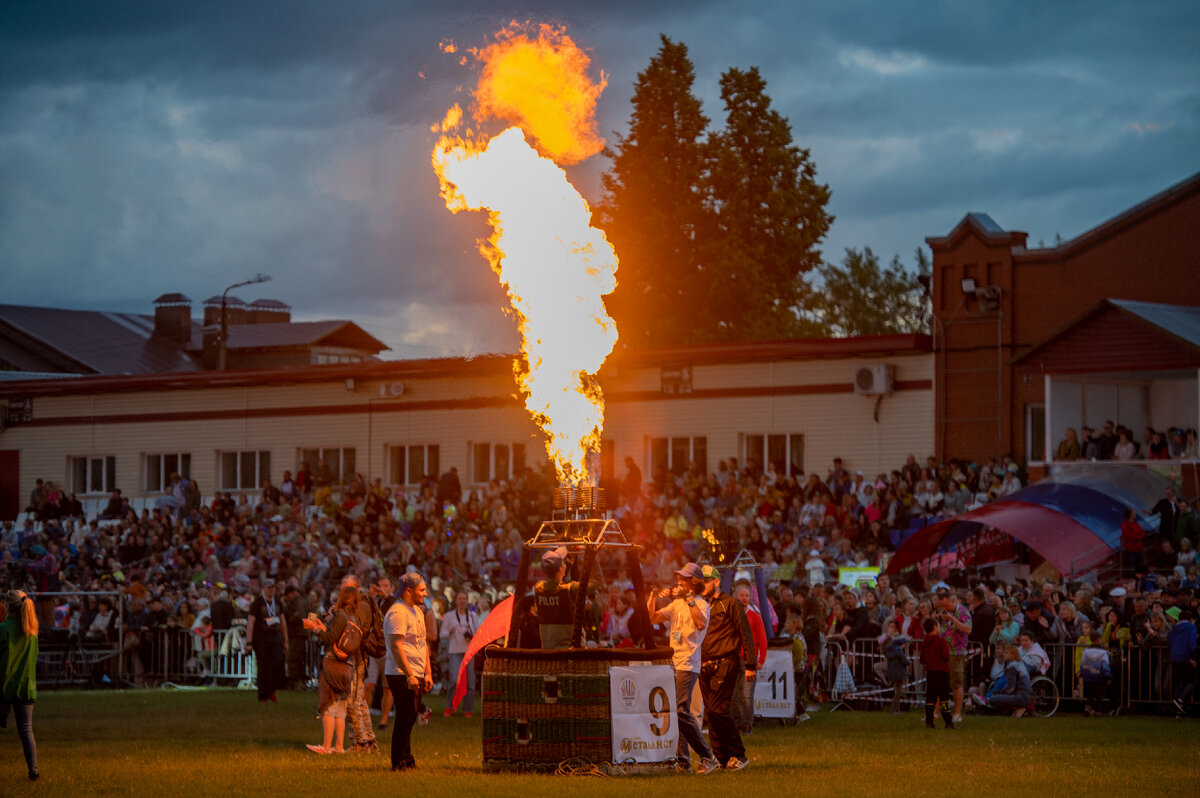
[9,702,36,775]
[675,669,713,764]
[447,652,475,713]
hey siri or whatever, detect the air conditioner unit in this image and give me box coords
[379,382,405,398]
[854,364,894,396]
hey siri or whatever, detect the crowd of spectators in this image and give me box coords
[2,447,1198,712]
[1055,421,1198,462]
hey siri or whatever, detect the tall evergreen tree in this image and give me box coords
[598,36,710,348]
[703,67,832,341]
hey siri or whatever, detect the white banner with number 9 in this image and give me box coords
[753,648,796,718]
[609,665,679,764]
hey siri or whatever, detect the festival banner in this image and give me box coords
[753,648,795,718]
[609,665,678,764]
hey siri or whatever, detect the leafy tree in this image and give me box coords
[598,36,711,348]
[809,247,931,336]
[702,67,832,341]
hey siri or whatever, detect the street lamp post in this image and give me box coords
[219,273,271,370]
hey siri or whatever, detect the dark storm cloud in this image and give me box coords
[1,1,1197,356]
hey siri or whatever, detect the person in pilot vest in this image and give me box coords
[534,547,578,649]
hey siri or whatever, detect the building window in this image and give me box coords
[298,447,356,484]
[69,455,116,494]
[386,444,440,486]
[219,450,271,491]
[743,433,805,476]
[650,436,706,477]
[469,442,527,483]
[144,453,191,492]
[1026,404,1046,463]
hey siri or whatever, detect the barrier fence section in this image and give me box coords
[36,619,325,690]
[828,637,1193,714]
[33,590,125,688]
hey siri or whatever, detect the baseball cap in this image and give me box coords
[541,546,567,568]
[675,563,703,580]
[700,564,720,581]
[1110,587,1127,597]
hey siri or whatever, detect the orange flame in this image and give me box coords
[432,22,618,486]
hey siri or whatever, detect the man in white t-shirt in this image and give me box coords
[383,572,432,772]
[648,562,720,774]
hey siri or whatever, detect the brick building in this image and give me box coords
[926,170,1200,467]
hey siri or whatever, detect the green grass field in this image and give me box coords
[6,689,1197,797]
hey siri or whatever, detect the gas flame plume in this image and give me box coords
[432,22,618,486]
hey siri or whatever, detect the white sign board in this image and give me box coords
[609,665,678,764]
[753,648,795,719]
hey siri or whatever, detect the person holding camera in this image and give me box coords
[647,563,720,774]
[441,590,476,717]
[935,588,972,725]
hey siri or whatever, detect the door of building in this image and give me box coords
[0,450,18,521]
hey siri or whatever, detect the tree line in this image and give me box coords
[598,36,928,345]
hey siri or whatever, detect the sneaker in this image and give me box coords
[28,772,39,782]
[725,757,749,771]
[1172,698,1185,714]
[798,713,811,722]
[418,707,432,726]
[952,715,962,724]
[378,723,388,730]
[970,693,987,708]
[443,708,453,717]
[464,712,472,718]
[697,757,722,775]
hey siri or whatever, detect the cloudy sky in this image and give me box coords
[2,1,1196,358]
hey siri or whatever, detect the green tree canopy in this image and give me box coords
[598,36,710,348]
[808,247,930,336]
[703,67,832,340]
[600,45,832,346]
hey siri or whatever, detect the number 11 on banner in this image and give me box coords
[753,649,795,718]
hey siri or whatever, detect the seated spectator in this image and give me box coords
[1147,430,1170,460]
[972,643,1031,717]
[1055,428,1080,461]
[1113,429,1137,461]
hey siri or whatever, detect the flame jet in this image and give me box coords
[432,23,619,486]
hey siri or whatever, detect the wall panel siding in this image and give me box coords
[2,352,933,504]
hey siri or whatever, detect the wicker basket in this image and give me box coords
[481,646,673,768]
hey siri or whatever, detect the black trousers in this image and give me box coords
[255,636,285,700]
[699,657,745,763]
[385,675,421,769]
[925,670,951,727]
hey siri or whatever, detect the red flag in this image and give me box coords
[452,594,514,711]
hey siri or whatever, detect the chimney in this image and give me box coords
[248,298,292,324]
[152,293,193,343]
[203,295,249,327]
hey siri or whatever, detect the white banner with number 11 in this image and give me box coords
[609,665,679,764]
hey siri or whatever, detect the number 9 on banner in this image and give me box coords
[649,685,671,736]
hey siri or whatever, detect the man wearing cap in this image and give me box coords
[534,546,579,650]
[647,563,720,774]
[245,578,287,703]
[698,565,755,770]
[935,588,971,725]
[383,572,433,771]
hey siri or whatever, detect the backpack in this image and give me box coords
[360,598,386,659]
[332,619,363,661]
[1079,646,1109,683]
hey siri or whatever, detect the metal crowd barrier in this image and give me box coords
[833,637,1194,714]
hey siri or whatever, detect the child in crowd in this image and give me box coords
[873,619,910,713]
[1079,630,1112,716]
[921,616,953,729]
